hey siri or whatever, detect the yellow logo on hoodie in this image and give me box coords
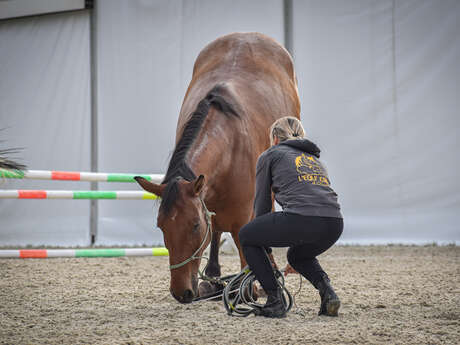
[295,153,330,186]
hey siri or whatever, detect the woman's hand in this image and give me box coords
[283,263,298,276]
[268,253,279,270]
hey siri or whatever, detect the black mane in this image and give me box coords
[160,84,239,214]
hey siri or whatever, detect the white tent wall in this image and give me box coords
[293,0,460,243]
[0,1,458,247]
[95,0,184,246]
[95,0,284,245]
[0,11,91,246]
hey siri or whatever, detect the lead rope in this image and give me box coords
[291,274,307,317]
[169,197,215,271]
[222,266,293,317]
[169,197,295,313]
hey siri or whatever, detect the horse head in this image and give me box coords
[135,175,211,303]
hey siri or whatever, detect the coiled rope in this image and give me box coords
[193,266,293,316]
[177,198,293,315]
[222,266,293,317]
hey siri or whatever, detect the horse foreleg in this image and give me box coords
[199,231,222,298]
[204,231,222,277]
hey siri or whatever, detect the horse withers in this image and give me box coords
[135,32,300,303]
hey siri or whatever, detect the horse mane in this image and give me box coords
[160,84,239,214]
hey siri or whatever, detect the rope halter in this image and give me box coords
[169,197,215,271]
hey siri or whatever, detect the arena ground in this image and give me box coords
[1,245,458,344]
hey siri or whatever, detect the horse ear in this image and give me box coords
[193,175,205,195]
[134,176,164,197]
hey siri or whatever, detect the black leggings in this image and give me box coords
[239,212,343,292]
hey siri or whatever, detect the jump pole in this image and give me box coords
[0,168,163,183]
[0,169,164,248]
[0,247,169,259]
[0,190,158,200]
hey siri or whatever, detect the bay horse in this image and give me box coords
[135,32,300,303]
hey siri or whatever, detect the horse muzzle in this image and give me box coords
[170,288,196,303]
[170,273,199,303]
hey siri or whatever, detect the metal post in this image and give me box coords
[284,0,294,59]
[89,0,98,246]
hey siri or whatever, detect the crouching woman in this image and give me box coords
[239,116,343,318]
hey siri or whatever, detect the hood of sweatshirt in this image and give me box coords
[279,139,321,158]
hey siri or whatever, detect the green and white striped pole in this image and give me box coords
[0,169,163,183]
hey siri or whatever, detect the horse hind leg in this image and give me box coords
[230,229,247,269]
[231,228,263,301]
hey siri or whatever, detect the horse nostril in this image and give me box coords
[182,289,194,303]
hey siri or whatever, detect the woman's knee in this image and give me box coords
[286,247,298,268]
[287,245,314,267]
[239,220,263,247]
[238,223,252,246]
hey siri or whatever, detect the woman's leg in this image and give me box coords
[286,216,343,286]
[285,216,343,316]
[239,213,343,317]
[239,212,299,318]
[287,248,326,285]
[239,213,343,291]
[239,212,291,293]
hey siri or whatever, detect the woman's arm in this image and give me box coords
[254,153,273,217]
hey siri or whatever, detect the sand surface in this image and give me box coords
[1,245,459,344]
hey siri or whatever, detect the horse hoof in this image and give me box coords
[198,281,216,297]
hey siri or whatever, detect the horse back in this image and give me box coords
[177,32,300,145]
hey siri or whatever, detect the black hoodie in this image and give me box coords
[254,139,342,218]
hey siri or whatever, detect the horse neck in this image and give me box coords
[187,108,235,200]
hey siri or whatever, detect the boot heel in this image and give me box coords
[316,275,340,317]
[257,288,287,318]
[326,298,340,316]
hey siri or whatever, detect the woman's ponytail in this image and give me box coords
[269,116,305,146]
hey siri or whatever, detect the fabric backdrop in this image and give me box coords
[0,0,458,246]
[0,11,91,246]
[293,0,459,243]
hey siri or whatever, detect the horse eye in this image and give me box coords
[193,223,200,232]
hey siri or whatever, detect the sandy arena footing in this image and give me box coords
[0,245,459,344]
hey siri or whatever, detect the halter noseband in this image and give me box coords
[169,197,215,270]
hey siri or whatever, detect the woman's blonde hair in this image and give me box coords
[269,116,305,146]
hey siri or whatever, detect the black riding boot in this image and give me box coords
[315,275,340,316]
[256,288,286,318]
